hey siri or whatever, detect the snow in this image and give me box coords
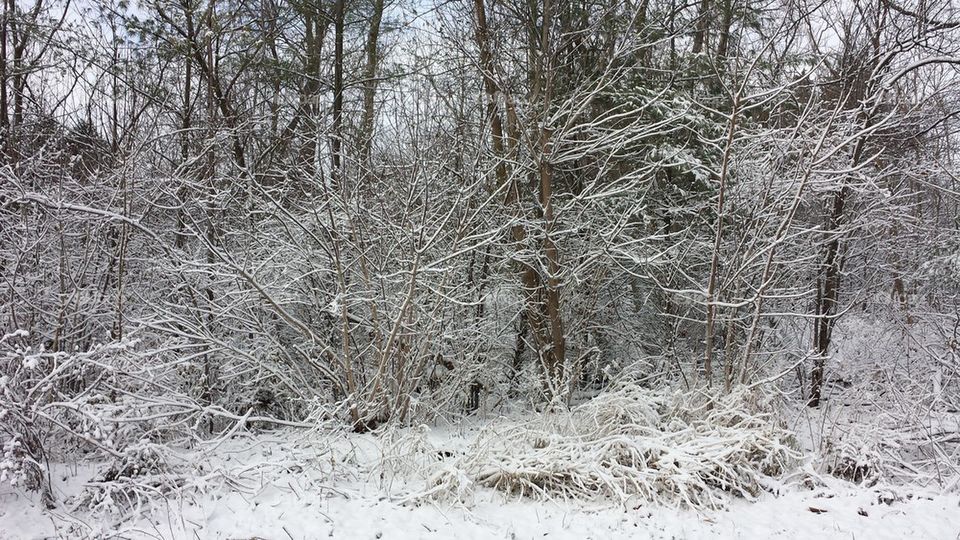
[1,428,958,540]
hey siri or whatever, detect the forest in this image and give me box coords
[1,0,959,537]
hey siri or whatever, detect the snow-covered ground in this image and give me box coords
[2,427,958,540]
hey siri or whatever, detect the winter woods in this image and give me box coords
[1,0,960,519]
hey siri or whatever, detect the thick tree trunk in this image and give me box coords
[533,0,566,398]
[472,0,508,189]
[360,0,385,165]
[715,0,733,59]
[331,0,345,184]
[539,126,565,391]
[809,184,849,407]
[692,0,710,54]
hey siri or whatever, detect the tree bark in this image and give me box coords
[692,0,710,54]
[331,0,345,184]
[473,0,564,400]
[809,184,849,407]
[704,94,738,386]
[360,0,385,166]
[715,0,733,59]
[533,0,565,398]
[175,6,193,249]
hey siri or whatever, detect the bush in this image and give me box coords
[417,384,799,509]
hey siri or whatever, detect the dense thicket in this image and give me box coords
[1,0,959,505]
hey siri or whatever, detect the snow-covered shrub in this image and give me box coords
[0,432,51,506]
[418,384,799,509]
[810,309,960,489]
[0,330,164,507]
[0,331,63,507]
[824,439,882,486]
[378,424,441,490]
[73,440,186,515]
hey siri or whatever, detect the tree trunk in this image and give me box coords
[539,126,565,392]
[809,184,849,407]
[692,0,710,54]
[704,94,739,386]
[472,0,564,400]
[331,0,345,184]
[1,0,8,137]
[533,0,565,399]
[715,0,733,59]
[175,14,193,249]
[360,0,385,165]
